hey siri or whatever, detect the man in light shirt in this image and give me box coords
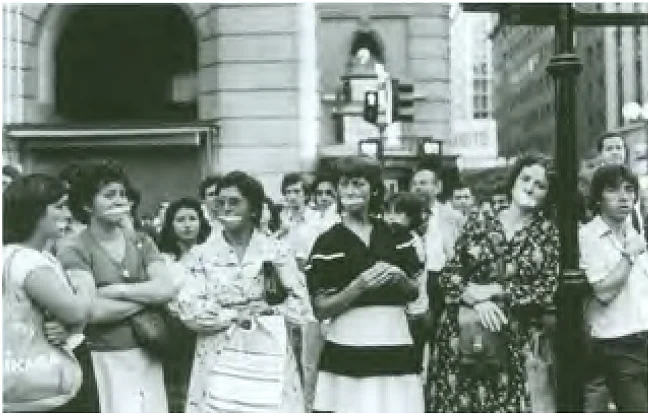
[580,165,647,413]
[278,172,322,270]
[410,162,465,332]
[198,175,223,240]
[598,133,627,166]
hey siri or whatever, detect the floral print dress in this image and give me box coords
[425,210,559,413]
[168,229,315,412]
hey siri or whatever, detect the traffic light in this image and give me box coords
[363,91,379,124]
[391,79,415,122]
[358,138,382,159]
[420,138,443,157]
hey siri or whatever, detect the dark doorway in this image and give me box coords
[55,5,197,123]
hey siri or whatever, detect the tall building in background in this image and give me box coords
[575,2,648,156]
[492,21,556,158]
[449,5,499,169]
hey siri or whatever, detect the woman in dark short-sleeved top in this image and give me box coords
[305,156,424,413]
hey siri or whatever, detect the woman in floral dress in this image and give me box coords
[170,171,314,413]
[426,154,560,412]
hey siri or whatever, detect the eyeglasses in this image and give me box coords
[214,196,245,209]
[205,190,219,198]
[316,190,335,196]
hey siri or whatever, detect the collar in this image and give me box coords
[589,215,635,239]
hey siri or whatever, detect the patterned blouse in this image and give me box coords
[169,229,314,412]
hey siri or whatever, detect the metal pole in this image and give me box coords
[545,4,589,412]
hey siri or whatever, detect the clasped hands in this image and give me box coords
[463,283,508,333]
[354,261,407,291]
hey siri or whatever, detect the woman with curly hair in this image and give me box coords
[171,171,314,412]
[425,154,560,412]
[57,161,177,413]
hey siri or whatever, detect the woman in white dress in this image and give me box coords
[305,156,425,412]
[171,171,314,412]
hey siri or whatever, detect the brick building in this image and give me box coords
[2,3,449,210]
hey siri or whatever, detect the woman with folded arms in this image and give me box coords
[57,161,177,413]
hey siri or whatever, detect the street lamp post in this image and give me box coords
[462,3,648,412]
[544,5,588,412]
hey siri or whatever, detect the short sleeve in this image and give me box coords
[304,232,344,297]
[136,233,164,267]
[391,227,421,279]
[57,241,92,273]
[4,248,53,288]
[579,226,611,286]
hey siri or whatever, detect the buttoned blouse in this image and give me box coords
[172,229,314,329]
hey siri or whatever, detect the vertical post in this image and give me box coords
[545,4,588,412]
[298,1,319,171]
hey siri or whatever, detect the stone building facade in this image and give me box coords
[2,3,449,205]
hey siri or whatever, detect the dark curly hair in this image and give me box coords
[385,191,427,232]
[3,174,67,244]
[216,171,266,227]
[157,197,211,260]
[333,156,384,215]
[67,160,133,224]
[588,164,639,215]
[506,153,557,218]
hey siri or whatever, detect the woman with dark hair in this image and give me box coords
[57,161,177,413]
[158,197,211,261]
[3,174,94,411]
[156,197,211,412]
[306,156,423,412]
[173,171,313,412]
[580,165,647,413]
[384,191,431,378]
[425,153,560,412]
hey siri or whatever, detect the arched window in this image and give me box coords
[349,30,385,63]
[55,5,197,123]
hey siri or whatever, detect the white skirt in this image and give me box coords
[91,348,168,413]
[313,306,424,413]
[314,372,424,413]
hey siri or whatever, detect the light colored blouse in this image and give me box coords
[168,229,314,412]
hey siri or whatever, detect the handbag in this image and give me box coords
[202,315,288,412]
[458,304,507,371]
[525,330,556,412]
[127,233,173,359]
[130,307,173,359]
[3,248,83,412]
[263,260,288,306]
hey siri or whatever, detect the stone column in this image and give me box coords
[298,2,319,172]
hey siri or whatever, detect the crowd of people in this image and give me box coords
[2,131,647,413]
